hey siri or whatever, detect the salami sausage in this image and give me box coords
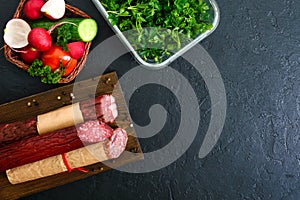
[6,128,128,184]
[0,95,118,146]
[0,120,113,172]
[0,118,37,147]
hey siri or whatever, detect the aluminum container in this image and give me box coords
[91,0,220,69]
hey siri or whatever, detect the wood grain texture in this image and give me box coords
[0,72,143,200]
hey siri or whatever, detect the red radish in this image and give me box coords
[24,0,45,20]
[28,28,52,51]
[67,42,85,59]
[41,0,65,20]
[20,46,41,63]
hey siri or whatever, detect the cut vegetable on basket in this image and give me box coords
[3,19,31,49]
[41,0,65,20]
[3,0,98,84]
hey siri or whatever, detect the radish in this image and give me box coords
[28,28,52,51]
[20,46,41,63]
[41,0,65,20]
[3,19,31,49]
[67,41,85,59]
[27,22,78,52]
[24,0,45,20]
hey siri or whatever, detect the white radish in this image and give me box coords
[41,0,65,20]
[3,19,31,49]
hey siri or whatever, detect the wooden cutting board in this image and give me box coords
[0,72,143,200]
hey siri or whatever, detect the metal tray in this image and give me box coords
[91,0,220,69]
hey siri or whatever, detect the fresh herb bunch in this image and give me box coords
[28,60,64,84]
[101,0,213,63]
[55,24,75,51]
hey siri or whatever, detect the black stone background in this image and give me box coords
[0,0,299,199]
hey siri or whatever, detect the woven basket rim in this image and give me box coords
[4,0,93,84]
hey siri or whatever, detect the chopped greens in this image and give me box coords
[101,0,213,63]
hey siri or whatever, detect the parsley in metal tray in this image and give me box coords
[101,0,213,63]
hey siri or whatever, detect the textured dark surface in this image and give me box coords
[0,0,299,199]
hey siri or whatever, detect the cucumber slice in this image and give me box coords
[78,19,98,42]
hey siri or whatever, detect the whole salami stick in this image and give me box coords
[0,95,117,147]
[0,120,114,172]
[0,118,37,146]
[6,128,128,184]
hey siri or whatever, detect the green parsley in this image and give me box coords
[28,59,63,84]
[55,24,74,51]
[101,0,213,63]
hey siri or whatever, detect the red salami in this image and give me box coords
[0,118,37,147]
[0,95,118,146]
[0,120,113,172]
[104,128,128,159]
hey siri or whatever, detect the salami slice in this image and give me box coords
[77,121,113,144]
[100,95,118,123]
[104,128,128,159]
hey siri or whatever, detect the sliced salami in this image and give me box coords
[77,121,113,144]
[100,95,118,123]
[104,128,128,159]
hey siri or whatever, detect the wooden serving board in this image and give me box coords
[0,72,143,200]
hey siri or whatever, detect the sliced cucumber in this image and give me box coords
[78,19,98,42]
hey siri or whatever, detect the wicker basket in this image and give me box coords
[4,0,92,84]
